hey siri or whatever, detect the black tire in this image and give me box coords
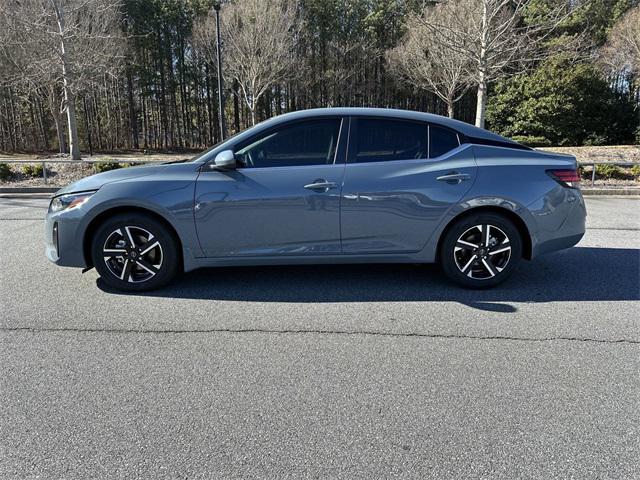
[91,213,180,292]
[439,213,523,288]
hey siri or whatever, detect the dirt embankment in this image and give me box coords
[1,147,639,188]
[0,152,191,187]
[538,145,640,163]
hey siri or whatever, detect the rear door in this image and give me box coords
[340,117,476,254]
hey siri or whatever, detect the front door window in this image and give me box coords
[235,119,341,168]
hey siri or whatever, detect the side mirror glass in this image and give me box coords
[211,150,236,170]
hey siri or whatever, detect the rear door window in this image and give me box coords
[429,125,460,158]
[352,119,428,163]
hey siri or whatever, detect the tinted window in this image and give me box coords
[429,125,460,158]
[235,119,341,168]
[354,119,428,163]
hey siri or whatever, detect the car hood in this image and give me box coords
[55,164,168,196]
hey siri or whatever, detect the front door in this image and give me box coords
[194,117,346,257]
[340,118,476,254]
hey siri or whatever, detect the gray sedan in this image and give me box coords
[45,108,586,291]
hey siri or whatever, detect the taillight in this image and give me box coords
[547,169,580,188]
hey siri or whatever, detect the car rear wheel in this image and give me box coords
[439,213,522,288]
[91,213,179,292]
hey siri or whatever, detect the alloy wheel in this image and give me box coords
[102,226,163,283]
[453,224,511,280]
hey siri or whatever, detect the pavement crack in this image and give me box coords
[1,326,638,345]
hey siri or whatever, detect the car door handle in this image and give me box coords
[436,172,471,184]
[304,180,338,191]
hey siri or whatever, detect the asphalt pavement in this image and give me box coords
[1,195,639,479]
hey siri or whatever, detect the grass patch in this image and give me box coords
[511,135,552,147]
[94,161,131,173]
[21,163,46,178]
[0,163,11,181]
[581,164,639,181]
[594,164,632,180]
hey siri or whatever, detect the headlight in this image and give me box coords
[49,191,96,213]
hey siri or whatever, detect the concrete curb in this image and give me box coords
[0,187,59,194]
[580,188,640,196]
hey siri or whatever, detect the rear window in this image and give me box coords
[429,125,460,158]
[353,119,428,163]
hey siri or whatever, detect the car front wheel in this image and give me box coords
[439,213,523,288]
[91,213,179,292]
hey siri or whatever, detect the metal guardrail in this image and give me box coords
[577,157,640,186]
[1,155,639,187]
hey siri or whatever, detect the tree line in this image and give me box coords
[0,0,638,159]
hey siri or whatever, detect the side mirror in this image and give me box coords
[211,150,236,170]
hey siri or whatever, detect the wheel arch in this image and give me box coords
[436,206,533,261]
[83,206,185,269]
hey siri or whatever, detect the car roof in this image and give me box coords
[257,107,523,148]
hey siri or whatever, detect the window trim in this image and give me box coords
[428,123,462,159]
[231,116,346,170]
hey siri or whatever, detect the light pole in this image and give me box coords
[214,2,226,140]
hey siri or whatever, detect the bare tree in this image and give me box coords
[387,7,473,118]
[294,37,377,109]
[418,0,569,128]
[599,7,640,79]
[0,0,124,159]
[0,8,65,153]
[194,0,302,126]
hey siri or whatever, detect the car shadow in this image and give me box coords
[97,247,639,312]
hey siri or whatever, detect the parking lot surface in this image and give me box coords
[1,195,639,479]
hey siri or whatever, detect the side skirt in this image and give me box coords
[185,253,434,271]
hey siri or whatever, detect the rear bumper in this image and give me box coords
[534,232,584,257]
[529,188,586,258]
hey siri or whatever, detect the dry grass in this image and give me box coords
[1,147,639,188]
[0,152,193,187]
[538,145,640,163]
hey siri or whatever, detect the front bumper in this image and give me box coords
[44,208,88,268]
